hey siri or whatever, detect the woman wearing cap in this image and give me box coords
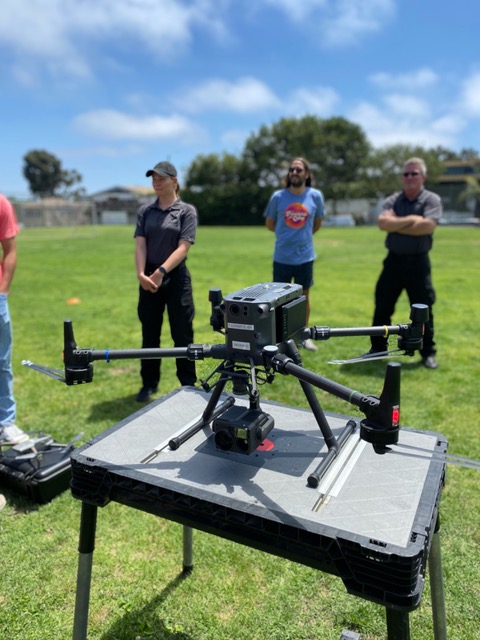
[134,161,198,402]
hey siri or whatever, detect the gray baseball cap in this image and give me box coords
[146,161,177,178]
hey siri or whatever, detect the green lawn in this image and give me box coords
[0,224,479,639]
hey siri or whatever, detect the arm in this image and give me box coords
[378,210,437,236]
[313,218,322,233]
[265,217,276,232]
[135,236,158,292]
[155,240,192,280]
[0,237,17,294]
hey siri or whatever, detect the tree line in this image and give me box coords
[22,116,479,225]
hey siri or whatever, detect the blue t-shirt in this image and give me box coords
[264,187,325,265]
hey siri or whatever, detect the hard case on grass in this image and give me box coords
[0,433,77,503]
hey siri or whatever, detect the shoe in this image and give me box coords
[301,338,318,352]
[136,386,158,402]
[423,356,438,369]
[0,494,6,510]
[0,424,30,445]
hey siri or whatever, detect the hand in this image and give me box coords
[150,268,165,289]
[138,272,159,292]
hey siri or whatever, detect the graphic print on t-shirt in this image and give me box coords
[284,202,308,228]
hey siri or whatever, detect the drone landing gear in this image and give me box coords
[159,340,362,489]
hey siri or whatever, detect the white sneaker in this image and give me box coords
[302,338,318,352]
[0,494,6,510]
[0,424,30,445]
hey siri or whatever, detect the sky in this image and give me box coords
[1,0,480,198]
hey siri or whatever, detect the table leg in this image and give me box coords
[73,503,98,640]
[386,607,410,639]
[183,525,193,574]
[428,517,447,639]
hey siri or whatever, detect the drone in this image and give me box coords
[24,282,436,487]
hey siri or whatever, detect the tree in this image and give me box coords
[183,153,268,225]
[181,115,474,225]
[241,115,371,201]
[23,149,84,198]
[182,116,373,224]
[359,144,445,198]
[185,153,246,190]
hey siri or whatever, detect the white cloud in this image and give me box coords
[349,101,462,148]
[382,94,431,119]
[261,0,395,46]
[431,114,466,136]
[73,109,203,142]
[369,67,439,91]
[0,0,227,81]
[321,0,396,47]
[261,0,328,22]
[174,78,339,117]
[174,77,281,113]
[286,87,340,116]
[460,72,480,116]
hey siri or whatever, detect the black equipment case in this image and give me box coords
[0,433,78,503]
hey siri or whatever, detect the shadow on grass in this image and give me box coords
[100,571,194,640]
[0,486,41,513]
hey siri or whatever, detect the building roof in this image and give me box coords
[89,185,155,199]
[438,159,480,183]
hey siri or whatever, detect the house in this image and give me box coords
[435,159,480,218]
[89,186,155,225]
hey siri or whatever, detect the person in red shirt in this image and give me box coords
[0,194,29,446]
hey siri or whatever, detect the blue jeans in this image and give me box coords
[0,294,16,426]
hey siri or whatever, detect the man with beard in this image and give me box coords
[264,157,325,351]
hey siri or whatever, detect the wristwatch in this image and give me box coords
[159,266,168,276]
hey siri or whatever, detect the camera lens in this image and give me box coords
[235,437,249,452]
[214,430,234,450]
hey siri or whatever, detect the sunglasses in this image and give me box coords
[403,172,421,177]
[289,167,304,174]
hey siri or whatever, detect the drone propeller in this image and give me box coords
[21,360,66,383]
[390,442,480,471]
[329,349,409,365]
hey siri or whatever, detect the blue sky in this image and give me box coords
[1,0,479,198]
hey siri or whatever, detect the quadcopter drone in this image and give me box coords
[24,282,439,487]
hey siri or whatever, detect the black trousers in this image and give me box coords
[371,252,436,357]
[137,263,196,388]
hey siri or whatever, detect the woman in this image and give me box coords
[134,161,198,401]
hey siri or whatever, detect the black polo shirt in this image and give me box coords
[134,198,197,266]
[383,188,442,255]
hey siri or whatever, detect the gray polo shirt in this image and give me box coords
[383,188,442,255]
[134,198,197,266]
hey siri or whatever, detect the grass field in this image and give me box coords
[1,224,479,639]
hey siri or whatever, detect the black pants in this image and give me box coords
[371,252,436,357]
[137,263,196,388]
